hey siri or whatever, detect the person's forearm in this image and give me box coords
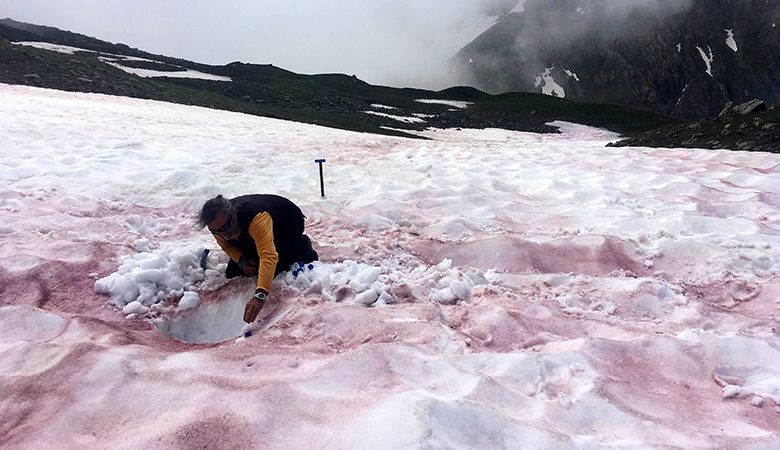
[214,235,243,262]
[248,212,279,292]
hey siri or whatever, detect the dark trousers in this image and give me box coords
[225,234,318,279]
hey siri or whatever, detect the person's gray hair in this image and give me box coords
[198,195,233,228]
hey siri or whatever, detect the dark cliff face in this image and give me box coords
[454,0,780,119]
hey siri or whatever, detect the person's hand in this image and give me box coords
[243,298,264,323]
[243,259,258,276]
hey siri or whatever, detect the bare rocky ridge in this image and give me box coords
[609,99,779,151]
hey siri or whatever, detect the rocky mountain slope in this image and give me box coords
[454,0,780,120]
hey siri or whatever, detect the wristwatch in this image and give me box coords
[253,291,267,303]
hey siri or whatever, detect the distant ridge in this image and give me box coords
[0,18,673,140]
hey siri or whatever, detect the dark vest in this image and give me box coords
[227,194,305,256]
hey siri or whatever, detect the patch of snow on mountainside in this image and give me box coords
[12,41,231,82]
[13,41,90,54]
[534,67,566,98]
[725,29,738,52]
[696,45,715,77]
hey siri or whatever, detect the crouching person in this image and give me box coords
[199,194,318,323]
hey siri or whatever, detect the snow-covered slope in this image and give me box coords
[1,84,779,448]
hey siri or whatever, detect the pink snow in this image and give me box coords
[1,84,779,448]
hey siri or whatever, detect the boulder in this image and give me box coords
[732,100,766,116]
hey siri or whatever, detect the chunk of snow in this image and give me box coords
[178,291,200,310]
[564,69,580,81]
[122,301,149,315]
[354,288,380,306]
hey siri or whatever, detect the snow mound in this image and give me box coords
[95,237,486,314]
[280,259,484,306]
[94,241,225,309]
[150,258,485,343]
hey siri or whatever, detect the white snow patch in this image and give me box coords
[696,45,715,77]
[676,43,682,52]
[725,29,738,52]
[414,99,473,109]
[362,110,425,123]
[534,67,566,98]
[100,58,232,82]
[13,41,92,55]
[510,0,526,13]
[13,41,231,81]
[564,69,580,82]
[370,104,398,110]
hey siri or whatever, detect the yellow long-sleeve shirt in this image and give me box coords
[214,212,279,293]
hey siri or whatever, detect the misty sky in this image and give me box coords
[0,0,517,89]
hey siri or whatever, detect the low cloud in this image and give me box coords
[0,0,521,90]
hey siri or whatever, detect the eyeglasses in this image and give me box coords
[209,212,235,237]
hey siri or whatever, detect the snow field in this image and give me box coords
[1,84,779,447]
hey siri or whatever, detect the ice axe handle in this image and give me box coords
[315,159,326,198]
[199,249,211,270]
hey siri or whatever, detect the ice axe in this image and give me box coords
[315,158,326,198]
